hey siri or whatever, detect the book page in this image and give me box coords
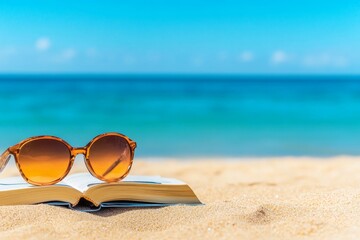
[0,176,71,191]
[0,173,183,193]
[0,176,32,191]
[64,173,184,193]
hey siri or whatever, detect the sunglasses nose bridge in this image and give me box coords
[72,147,86,157]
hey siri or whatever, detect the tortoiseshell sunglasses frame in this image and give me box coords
[0,132,137,186]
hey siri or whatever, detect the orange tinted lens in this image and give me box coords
[18,139,71,184]
[88,135,132,181]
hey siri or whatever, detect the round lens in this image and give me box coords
[17,139,71,185]
[87,135,132,181]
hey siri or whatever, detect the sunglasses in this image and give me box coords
[0,132,136,186]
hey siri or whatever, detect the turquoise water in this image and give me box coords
[1,75,360,157]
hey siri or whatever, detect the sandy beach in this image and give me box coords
[1,157,360,239]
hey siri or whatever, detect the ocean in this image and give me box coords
[1,74,360,157]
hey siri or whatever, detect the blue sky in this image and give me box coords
[0,0,360,73]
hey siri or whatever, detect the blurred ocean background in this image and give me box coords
[1,74,360,157]
[2,2,360,157]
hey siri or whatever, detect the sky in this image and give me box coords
[0,0,360,74]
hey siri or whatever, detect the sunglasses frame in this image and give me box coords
[0,132,137,186]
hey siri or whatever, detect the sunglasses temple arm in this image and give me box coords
[102,157,122,177]
[0,149,11,173]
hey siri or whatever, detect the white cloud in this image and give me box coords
[35,37,51,51]
[271,50,288,64]
[54,48,76,62]
[303,54,348,67]
[61,48,76,60]
[238,51,254,62]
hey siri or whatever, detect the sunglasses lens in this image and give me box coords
[18,139,71,184]
[88,135,132,181]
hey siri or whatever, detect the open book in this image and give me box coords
[0,173,202,212]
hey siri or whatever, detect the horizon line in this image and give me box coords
[1,73,360,76]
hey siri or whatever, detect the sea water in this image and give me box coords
[1,74,360,157]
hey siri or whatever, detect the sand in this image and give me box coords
[1,157,360,239]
